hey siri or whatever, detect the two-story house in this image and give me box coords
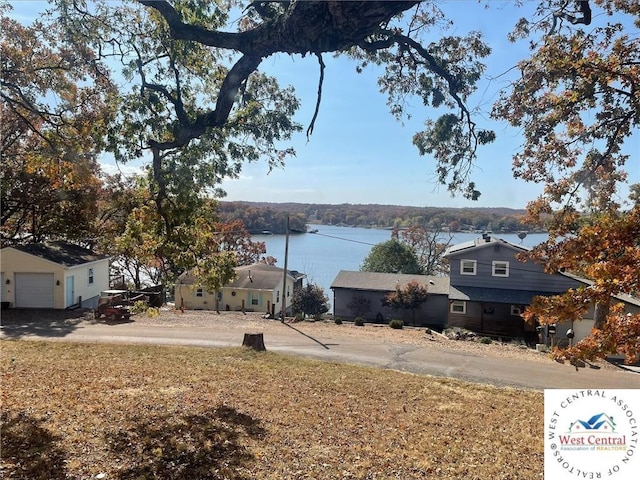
[444,234,640,344]
[444,234,585,341]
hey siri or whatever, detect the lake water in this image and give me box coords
[253,225,548,309]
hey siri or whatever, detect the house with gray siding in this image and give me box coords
[329,234,639,343]
[330,271,449,327]
[444,234,640,343]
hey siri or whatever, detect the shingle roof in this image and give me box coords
[444,235,530,257]
[8,241,108,267]
[559,271,640,307]
[330,270,449,295]
[228,264,305,290]
[178,263,306,291]
[448,286,552,304]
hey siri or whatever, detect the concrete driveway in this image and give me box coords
[1,312,638,390]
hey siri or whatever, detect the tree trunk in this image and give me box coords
[593,300,610,330]
[242,333,266,351]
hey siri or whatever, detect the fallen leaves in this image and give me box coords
[1,340,544,479]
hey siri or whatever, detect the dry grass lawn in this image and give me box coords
[1,340,543,479]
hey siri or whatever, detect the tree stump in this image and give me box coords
[242,333,266,351]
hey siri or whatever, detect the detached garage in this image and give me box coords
[0,241,110,309]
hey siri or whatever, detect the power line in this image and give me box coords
[312,231,379,246]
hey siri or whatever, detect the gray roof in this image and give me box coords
[330,270,449,295]
[444,235,530,257]
[178,263,306,291]
[559,271,640,308]
[449,286,552,305]
[7,241,108,267]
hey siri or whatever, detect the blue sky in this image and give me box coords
[9,1,639,209]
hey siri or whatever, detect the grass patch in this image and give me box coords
[1,340,543,479]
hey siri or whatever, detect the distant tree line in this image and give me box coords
[216,203,307,234]
[217,201,540,234]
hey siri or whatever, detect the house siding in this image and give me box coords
[332,289,448,328]
[444,236,640,344]
[66,261,109,309]
[0,246,109,309]
[449,243,580,292]
[175,264,303,315]
[448,302,528,338]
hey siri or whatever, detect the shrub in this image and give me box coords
[146,307,160,318]
[479,337,493,344]
[389,319,404,329]
[130,300,148,315]
[354,317,364,327]
[334,317,343,325]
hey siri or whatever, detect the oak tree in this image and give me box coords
[46,0,496,288]
[1,5,114,244]
[34,0,638,361]
[494,0,640,363]
[54,0,495,207]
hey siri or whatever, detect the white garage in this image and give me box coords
[14,273,55,308]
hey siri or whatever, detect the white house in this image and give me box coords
[0,241,110,309]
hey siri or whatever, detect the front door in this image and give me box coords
[66,276,75,307]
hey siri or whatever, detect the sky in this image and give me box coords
[8,1,640,209]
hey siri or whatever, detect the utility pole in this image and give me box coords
[281,216,290,322]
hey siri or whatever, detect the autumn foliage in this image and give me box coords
[384,279,430,326]
[495,1,640,365]
[522,207,640,364]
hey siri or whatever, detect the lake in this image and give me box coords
[252,225,548,309]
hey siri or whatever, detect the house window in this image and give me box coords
[492,261,509,277]
[88,268,94,285]
[511,305,524,316]
[196,288,203,298]
[460,260,477,275]
[450,300,466,314]
[251,298,259,306]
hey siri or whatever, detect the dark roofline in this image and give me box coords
[444,235,530,257]
[7,241,109,267]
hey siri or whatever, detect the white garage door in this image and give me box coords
[15,273,55,308]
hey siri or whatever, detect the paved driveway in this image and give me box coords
[1,312,638,390]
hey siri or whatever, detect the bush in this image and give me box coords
[334,317,343,325]
[354,317,364,327]
[146,307,160,318]
[130,300,148,315]
[479,337,493,344]
[389,319,404,329]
